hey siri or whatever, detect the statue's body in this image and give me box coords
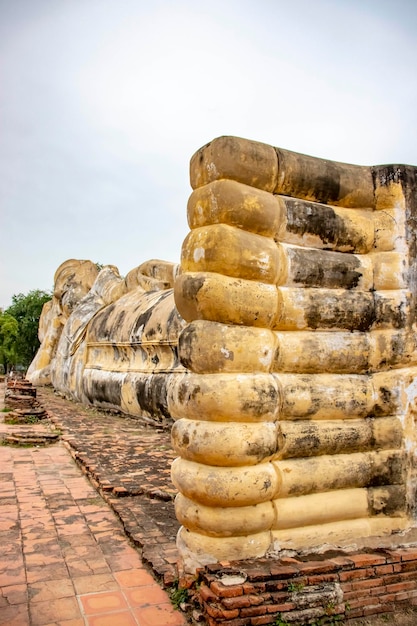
[27,258,185,424]
[29,136,417,572]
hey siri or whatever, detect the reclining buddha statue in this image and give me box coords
[28,136,417,572]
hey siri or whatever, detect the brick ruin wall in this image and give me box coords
[192,549,417,625]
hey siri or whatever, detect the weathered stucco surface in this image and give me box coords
[28,136,417,573]
[27,258,186,424]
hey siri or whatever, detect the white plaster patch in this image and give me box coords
[259,346,273,367]
[257,251,270,270]
[219,574,247,586]
[193,247,205,262]
[209,187,218,212]
[220,347,233,359]
[405,376,417,409]
[207,162,218,178]
[392,204,408,256]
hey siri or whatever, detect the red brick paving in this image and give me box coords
[35,386,180,582]
[0,381,188,625]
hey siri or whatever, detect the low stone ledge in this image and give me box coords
[2,431,60,446]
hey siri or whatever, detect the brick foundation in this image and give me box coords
[189,548,417,624]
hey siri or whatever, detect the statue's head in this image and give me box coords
[53,259,99,318]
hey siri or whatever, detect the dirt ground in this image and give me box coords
[347,607,417,625]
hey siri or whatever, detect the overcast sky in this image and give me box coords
[1,0,416,308]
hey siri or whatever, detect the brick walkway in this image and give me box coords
[0,382,187,626]
[35,387,181,583]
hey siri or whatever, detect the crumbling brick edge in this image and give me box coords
[177,549,417,625]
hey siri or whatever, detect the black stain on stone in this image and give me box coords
[245,439,276,462]
[112,345,121,362]
[367,486,406,516]
[241,382,278,417]
[374,293,408,329]
[93,303,117,341]
[181,274,205,302]
[132,307,156,338]
[178,326,197,370]
[288,248,363,289]
[291,432,322,457]
[135,374,170,420]
[368,452,404,487]
[304,293,375,331]
[177,380,200,405]
[85,376,122,407]
[166,304,187,340]
[285,199,365,251]
[372,164,417,325]
[278,152,342,205]
[115,309,126,330]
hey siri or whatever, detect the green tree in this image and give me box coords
[0,311,19,373]
[5,290,52,368]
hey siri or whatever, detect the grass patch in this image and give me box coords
[5,414,41,425]
[169,582,189,609]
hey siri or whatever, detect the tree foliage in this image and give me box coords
[0,311,19,373]
[3,289,52,369]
